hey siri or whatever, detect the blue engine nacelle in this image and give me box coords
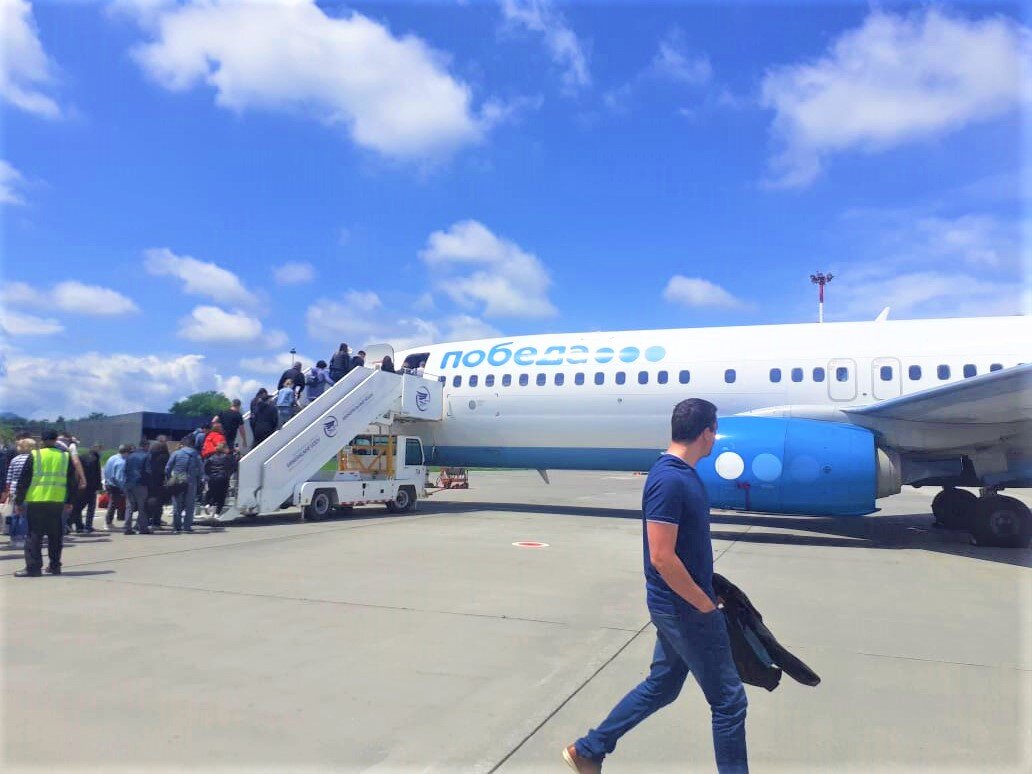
[695,417,881,517]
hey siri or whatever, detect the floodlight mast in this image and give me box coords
[810,272,834,323]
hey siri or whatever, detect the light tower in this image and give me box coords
[810,272,834,323]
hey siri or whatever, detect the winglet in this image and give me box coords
[875,307,890,322]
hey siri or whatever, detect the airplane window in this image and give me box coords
[638,371,648,385]
[452,376,462,388]
[725,369,736,384]
[555,373,565,386]
[769,368,781,383]
[908,365,921,380]
[791,368,803,383]
[502,374,512,387]
[469,375,478,387]
[439,376,446,384]
[990,363,1003,372]
[679,370,690,384]
[615,372,626,385]
[535,373,546,386]
[963,364,976,378]
[575,372,585,385]
[835,367,849,382]
[519,374,529,387]
[595,372,605,385]
[880,366,893,381]
[485,374,495,387]
[937,365,950,380]
[813,367,825,382]
[657,370,668,384]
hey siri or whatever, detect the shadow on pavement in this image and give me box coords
[428,501,1032,569]
[55,570,116,577]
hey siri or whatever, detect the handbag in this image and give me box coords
[164,471,188,494]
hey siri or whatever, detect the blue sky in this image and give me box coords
[1,0,1027,418]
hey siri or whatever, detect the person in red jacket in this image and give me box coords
[201,421,226,460]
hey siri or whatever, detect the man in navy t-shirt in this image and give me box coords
[565,398,748,774]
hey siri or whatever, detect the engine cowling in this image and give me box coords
[695,416,889,517]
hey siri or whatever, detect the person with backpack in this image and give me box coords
[305,360,333,403]
[329,343,352,382]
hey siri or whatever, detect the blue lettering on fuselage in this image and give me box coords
[438,344,666,369]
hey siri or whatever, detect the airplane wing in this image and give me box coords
[843,365,1032,477]
[846,363,1032,425]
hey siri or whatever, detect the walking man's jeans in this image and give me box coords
[126,485,149,532]
[24,502,64,574]
[105,485,126,525]
[172,480,197,531]
[575,606,748,774]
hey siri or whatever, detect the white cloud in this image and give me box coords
[827,206,1028,320]
[663,276,746,309]
[273,261,315,285]
[419,220,556,318]
[0,0,60,118]
[0,346,266,419]
[305,288,500,351]
[603,29,712,113]
[144,247,257,307]
[438,314,502,343]
[761,9,1032,187]
[0,309,63,336]
[652,29,712,86]
[502,0,590,93]
[51,281,139,315]
[833,271,1027,320]
[2,280,138,316]
[1,159,26,205]
[214,374,264,403]
[240,353,316,376]
[130,0,484,159]
[178,305,263,344]
[1,280,43,306]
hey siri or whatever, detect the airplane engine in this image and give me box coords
[697,417,900,517]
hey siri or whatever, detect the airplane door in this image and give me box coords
[827,358,857,401]
[871,357,902,400]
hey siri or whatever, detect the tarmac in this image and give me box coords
[2,470,1030,773]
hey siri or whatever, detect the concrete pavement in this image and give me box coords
[2,471,1029,772]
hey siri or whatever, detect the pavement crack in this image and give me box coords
[487,620,652,773]
[67,574,579,629]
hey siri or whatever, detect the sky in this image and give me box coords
[0,0,1028,419]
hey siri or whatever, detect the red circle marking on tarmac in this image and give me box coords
[512,541,549,548]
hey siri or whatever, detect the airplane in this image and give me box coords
[389,314,1032,548]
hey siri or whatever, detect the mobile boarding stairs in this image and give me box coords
[217,367,443,521]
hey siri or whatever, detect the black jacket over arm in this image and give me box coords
[713,573,821,692]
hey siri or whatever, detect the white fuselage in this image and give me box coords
[396,317,1029,461]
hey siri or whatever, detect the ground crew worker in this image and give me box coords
[14,429,78,577]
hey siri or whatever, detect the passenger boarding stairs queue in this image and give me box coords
[217,365,443,521]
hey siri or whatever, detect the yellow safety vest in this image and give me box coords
[25,447,70,503]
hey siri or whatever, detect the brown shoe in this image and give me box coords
[563,744,601,773]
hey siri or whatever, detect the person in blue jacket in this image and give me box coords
[165,436,204,534]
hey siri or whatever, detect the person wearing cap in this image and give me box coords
[14,429,78,577]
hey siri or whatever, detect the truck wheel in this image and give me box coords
[386,486,415,514]
[304,490,333,521]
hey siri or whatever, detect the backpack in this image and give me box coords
[306,369,320,387]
